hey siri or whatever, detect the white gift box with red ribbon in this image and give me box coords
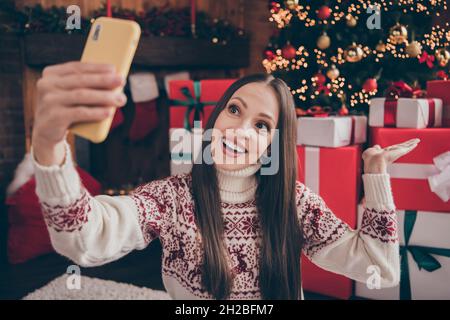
[169,127,203,175]
[297,116,367,148]
[369,98,443,128]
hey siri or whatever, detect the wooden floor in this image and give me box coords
[0,240,346,300]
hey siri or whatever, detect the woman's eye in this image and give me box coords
[256,122,269,131]
[228,104,239,115]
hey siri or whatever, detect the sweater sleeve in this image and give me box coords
[297,174,400,288]
[31,140,176,267]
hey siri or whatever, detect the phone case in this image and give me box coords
[69,17,141,143]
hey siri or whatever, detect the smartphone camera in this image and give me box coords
[93,24,101,41]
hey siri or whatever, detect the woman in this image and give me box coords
[31,61,419,300]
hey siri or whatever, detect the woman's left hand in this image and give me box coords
[362,138,421,174]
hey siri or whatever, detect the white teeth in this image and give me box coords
[222,138,246,153]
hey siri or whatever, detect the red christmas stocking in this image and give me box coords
[129,100,158,141]
[128,72,160,141]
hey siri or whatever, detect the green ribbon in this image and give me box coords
[169,81,217,132]
[399,210,450,300]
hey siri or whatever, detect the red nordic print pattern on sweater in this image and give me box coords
[360,208,398,243]
[295,181,349,258]
[40,189,91,232]
[40,173,398,299]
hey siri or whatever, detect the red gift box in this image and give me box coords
[427,80,450,127]
[370,127,450,212]
[168,79,236,129]
[297,145,362,299]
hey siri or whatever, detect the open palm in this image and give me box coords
[362,138,421,174]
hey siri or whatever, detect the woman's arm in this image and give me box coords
[297,175,400,288]
[32,140,176,267]
[298,139,420,288]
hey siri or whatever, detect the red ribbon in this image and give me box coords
[385,81,427,99]
[419,51,435,68]
[383,100,397,127]
[316,84,330,95]
[350,116,356,144]
[427,99,436,127]
[106,0,112,17]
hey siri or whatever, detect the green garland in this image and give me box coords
[0,3,247,43]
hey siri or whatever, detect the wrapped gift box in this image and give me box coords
[370,128,450,212]
[369,97,443,128]
[297,116,367,148]
[169,127,202,175]
[355,207,450,300]
[297,145,362,299]
[427,80,450,127]
[168,79,236,174]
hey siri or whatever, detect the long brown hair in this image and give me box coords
[191,73,302,299]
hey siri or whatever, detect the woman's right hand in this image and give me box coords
[32,61,127,166]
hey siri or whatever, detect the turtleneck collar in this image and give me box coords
[215,162,262,204]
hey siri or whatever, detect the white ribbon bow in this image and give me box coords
[428,151,450,202]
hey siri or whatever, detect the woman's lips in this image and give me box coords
[222,140,245,158]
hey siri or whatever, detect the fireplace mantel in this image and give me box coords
[23,33,250,68]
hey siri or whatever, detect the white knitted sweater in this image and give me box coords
[31,141,400,299]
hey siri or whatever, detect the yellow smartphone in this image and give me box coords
[69,17,141,143]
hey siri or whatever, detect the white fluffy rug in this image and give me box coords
[23,274,172,300]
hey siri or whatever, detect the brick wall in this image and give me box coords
[243,0,273,75]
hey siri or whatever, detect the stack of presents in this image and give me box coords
[167,78,450,300]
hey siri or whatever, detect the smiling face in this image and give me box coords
[210,82,280,171]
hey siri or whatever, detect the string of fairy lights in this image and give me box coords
[270,0,447,28]
[264,0,449,109]
[263,46,310,72]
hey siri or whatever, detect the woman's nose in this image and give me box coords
[233,119,254,133]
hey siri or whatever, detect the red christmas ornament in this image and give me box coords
[317,5,331,20]
[264,50,276,61]
[314,72,326,85]
[338,103,349,115]
[282,43,297,60]
[270,1,280,13]
[436,70,448,80]
[362,78,378,92]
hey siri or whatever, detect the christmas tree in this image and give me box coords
[262,0,449,115]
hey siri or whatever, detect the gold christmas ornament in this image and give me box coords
[326,64,340,80]
[284,0,299,10]
[376,41,386,52]
[389,23,408,45]
[405,41,422,58]
[317,32,331,50]
[344,43,363,62]
[435,48,450,67]
[346,14,357,27]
